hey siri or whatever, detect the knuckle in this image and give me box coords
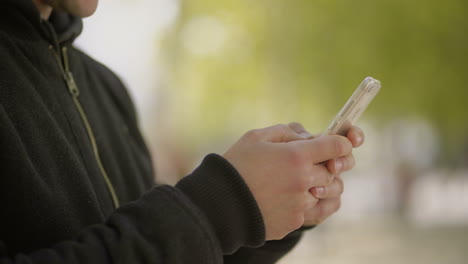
[288,121,301,127]
[310,165,331,187]
[310,196,319,208]
[316,203,325,220]
[288,200,306,229]
[290,174,312,192]
[288,122,303,131]
[294,194,313,214]
[276,123,289,132]
[291,214,305,230]
[276,124,295,139]
[326,172,335,185]
[337,178,344,194]
[245,129,262,140]
[335,137,352,156]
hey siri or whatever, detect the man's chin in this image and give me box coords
[68,6,98,18]
[47,0,99,18]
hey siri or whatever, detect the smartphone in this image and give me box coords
[322,77,381,136]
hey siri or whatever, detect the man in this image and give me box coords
[0,0,365,263]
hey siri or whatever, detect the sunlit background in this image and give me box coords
[76,0,468,263]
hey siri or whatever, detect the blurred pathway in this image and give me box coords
[279,217,468,264]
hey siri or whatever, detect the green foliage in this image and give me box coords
[162,0,468,154]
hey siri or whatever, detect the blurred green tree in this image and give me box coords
[162,0,468,163]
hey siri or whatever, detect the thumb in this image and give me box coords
[255,124,307,143]
[288,122,315,139]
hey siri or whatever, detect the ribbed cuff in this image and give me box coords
[176,154,265,254]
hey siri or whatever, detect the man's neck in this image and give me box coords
[32,0,53,20]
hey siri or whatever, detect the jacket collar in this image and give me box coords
[49,11,83,45]
[0,0,83,45]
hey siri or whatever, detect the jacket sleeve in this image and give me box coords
[0,185,223,264]
[0,154,266,264]
[223,226,315,264]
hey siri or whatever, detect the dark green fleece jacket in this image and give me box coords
[0,0,304,263]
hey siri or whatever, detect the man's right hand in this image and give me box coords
[223,124,353,240]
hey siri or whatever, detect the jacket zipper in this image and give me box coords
[50,45,120,209]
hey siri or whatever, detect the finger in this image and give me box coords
[288,122,314,139]
[304,189,319,210]
[340,154,356,172]
[303,197,342,226]
[310,175,344,199]
[302,135,353,163]
[346,126,365,148]
[309,164,335,187]
[326,159,342,174]
[247,124,306,143]
[326,154,355,174]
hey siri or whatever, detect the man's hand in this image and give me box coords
[288,122,365,226]
[223,124,353,240]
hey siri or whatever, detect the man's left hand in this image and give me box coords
[287,122,365,226]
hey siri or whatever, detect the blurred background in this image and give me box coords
[75,0,468,263]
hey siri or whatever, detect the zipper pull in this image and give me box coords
[61,46,80,97]
[66,71,80,97]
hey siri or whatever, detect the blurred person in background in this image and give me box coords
[0,0,365,263]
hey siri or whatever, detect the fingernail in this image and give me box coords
[334,159,343,173]
[315,187,325,197]
[355,135,362,146]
